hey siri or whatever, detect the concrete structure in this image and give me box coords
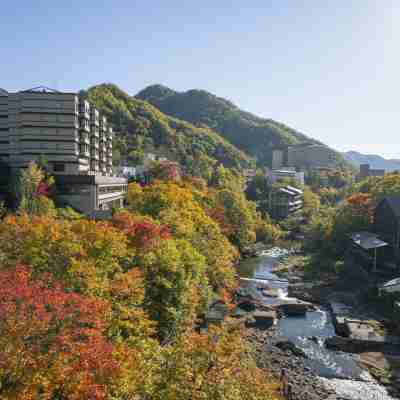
[287,144,336,169]
[0,87,126,213]
[359,164,385,180]
[268,185,303,220]
[266,168,305,186]
[272,149,284,170]
[55,175,127,213]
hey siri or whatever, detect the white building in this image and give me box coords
[266,169,305,186]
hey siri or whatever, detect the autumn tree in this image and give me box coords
[14,161,56,216]
[0,265,123,399]
[152,324,281,400]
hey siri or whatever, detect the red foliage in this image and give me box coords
[0,265,119,399]
[36,181,50,197]
[149,160,180,181]
[347,193,371,206]
[206,204,235,236]
[112,211,171,249]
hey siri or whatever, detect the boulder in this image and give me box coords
[274,339,308,358]
[278,302,308,316]
[262,288,279,298]
[252,310,276,329]
[237,300,257,312]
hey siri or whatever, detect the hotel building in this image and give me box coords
[0,87,127,213]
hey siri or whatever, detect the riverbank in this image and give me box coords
[246,326,336,400]
[236,249,400,399]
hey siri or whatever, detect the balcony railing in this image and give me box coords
[80,134,90,145]
[80,149,90,158]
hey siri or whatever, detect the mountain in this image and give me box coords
[81,84,254,178]
[344,151,400,172]
[136,84,345,167]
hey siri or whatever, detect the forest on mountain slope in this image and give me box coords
[136,84,345,167]
[81,84,254,179]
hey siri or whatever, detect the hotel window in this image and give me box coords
[53,163,65,172]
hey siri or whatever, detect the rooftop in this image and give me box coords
[380,277,400,294]
[349,231,388,250]
[278,186,303,196]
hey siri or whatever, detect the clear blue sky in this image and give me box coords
[1,1,399,158]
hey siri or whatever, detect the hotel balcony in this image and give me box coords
[106,158,113,166]
[90,109,100,126]
[80,133,90,145]
[79,101,90,119]
[100,116,107,131]
[91,126,100,138]
[91,150,99,161]
[90,162,99,172]
[91,139,99,149]
[79,146,90,158]
[100,152,107,163]
[79,119,90,133]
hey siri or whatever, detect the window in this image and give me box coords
[53,163,65,172]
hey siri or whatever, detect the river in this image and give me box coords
[238,249,397,400]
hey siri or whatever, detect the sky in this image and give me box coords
[1,1,399,158]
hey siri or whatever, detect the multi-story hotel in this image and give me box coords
[0,87,127,213]
[287,144,337,169]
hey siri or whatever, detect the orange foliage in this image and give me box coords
[0,265,120,399]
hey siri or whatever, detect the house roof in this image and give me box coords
[286,185,303,195]
[349,231,388,250]
[380,277,400,294]
[381,196,400,217]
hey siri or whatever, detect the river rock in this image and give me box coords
[252,310,276,328]
[262,288,279,298]
[278,302,309,316]
[237,299,257,312]
[274,339,308,358]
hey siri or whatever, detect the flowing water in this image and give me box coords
[238,249,397,400]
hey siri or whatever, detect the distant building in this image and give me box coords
[272,149,284,170]
[115,166,137,179]
[0,87,127,213]
[359,164,385,180]
[266,168,305,186]
[287,144,336,169]
[268,185,303,220]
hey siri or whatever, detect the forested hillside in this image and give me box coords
[136,84,344,166]
[81,84,254,179]
[344,151,400,172]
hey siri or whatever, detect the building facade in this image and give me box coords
[268,185,303,220]
[0,87,126,214]
[272,149,284,170]
[266,168,305,186]
[287,144,336,169]
[359,164,385,180]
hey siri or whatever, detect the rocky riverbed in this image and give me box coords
[236,248,400,400]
